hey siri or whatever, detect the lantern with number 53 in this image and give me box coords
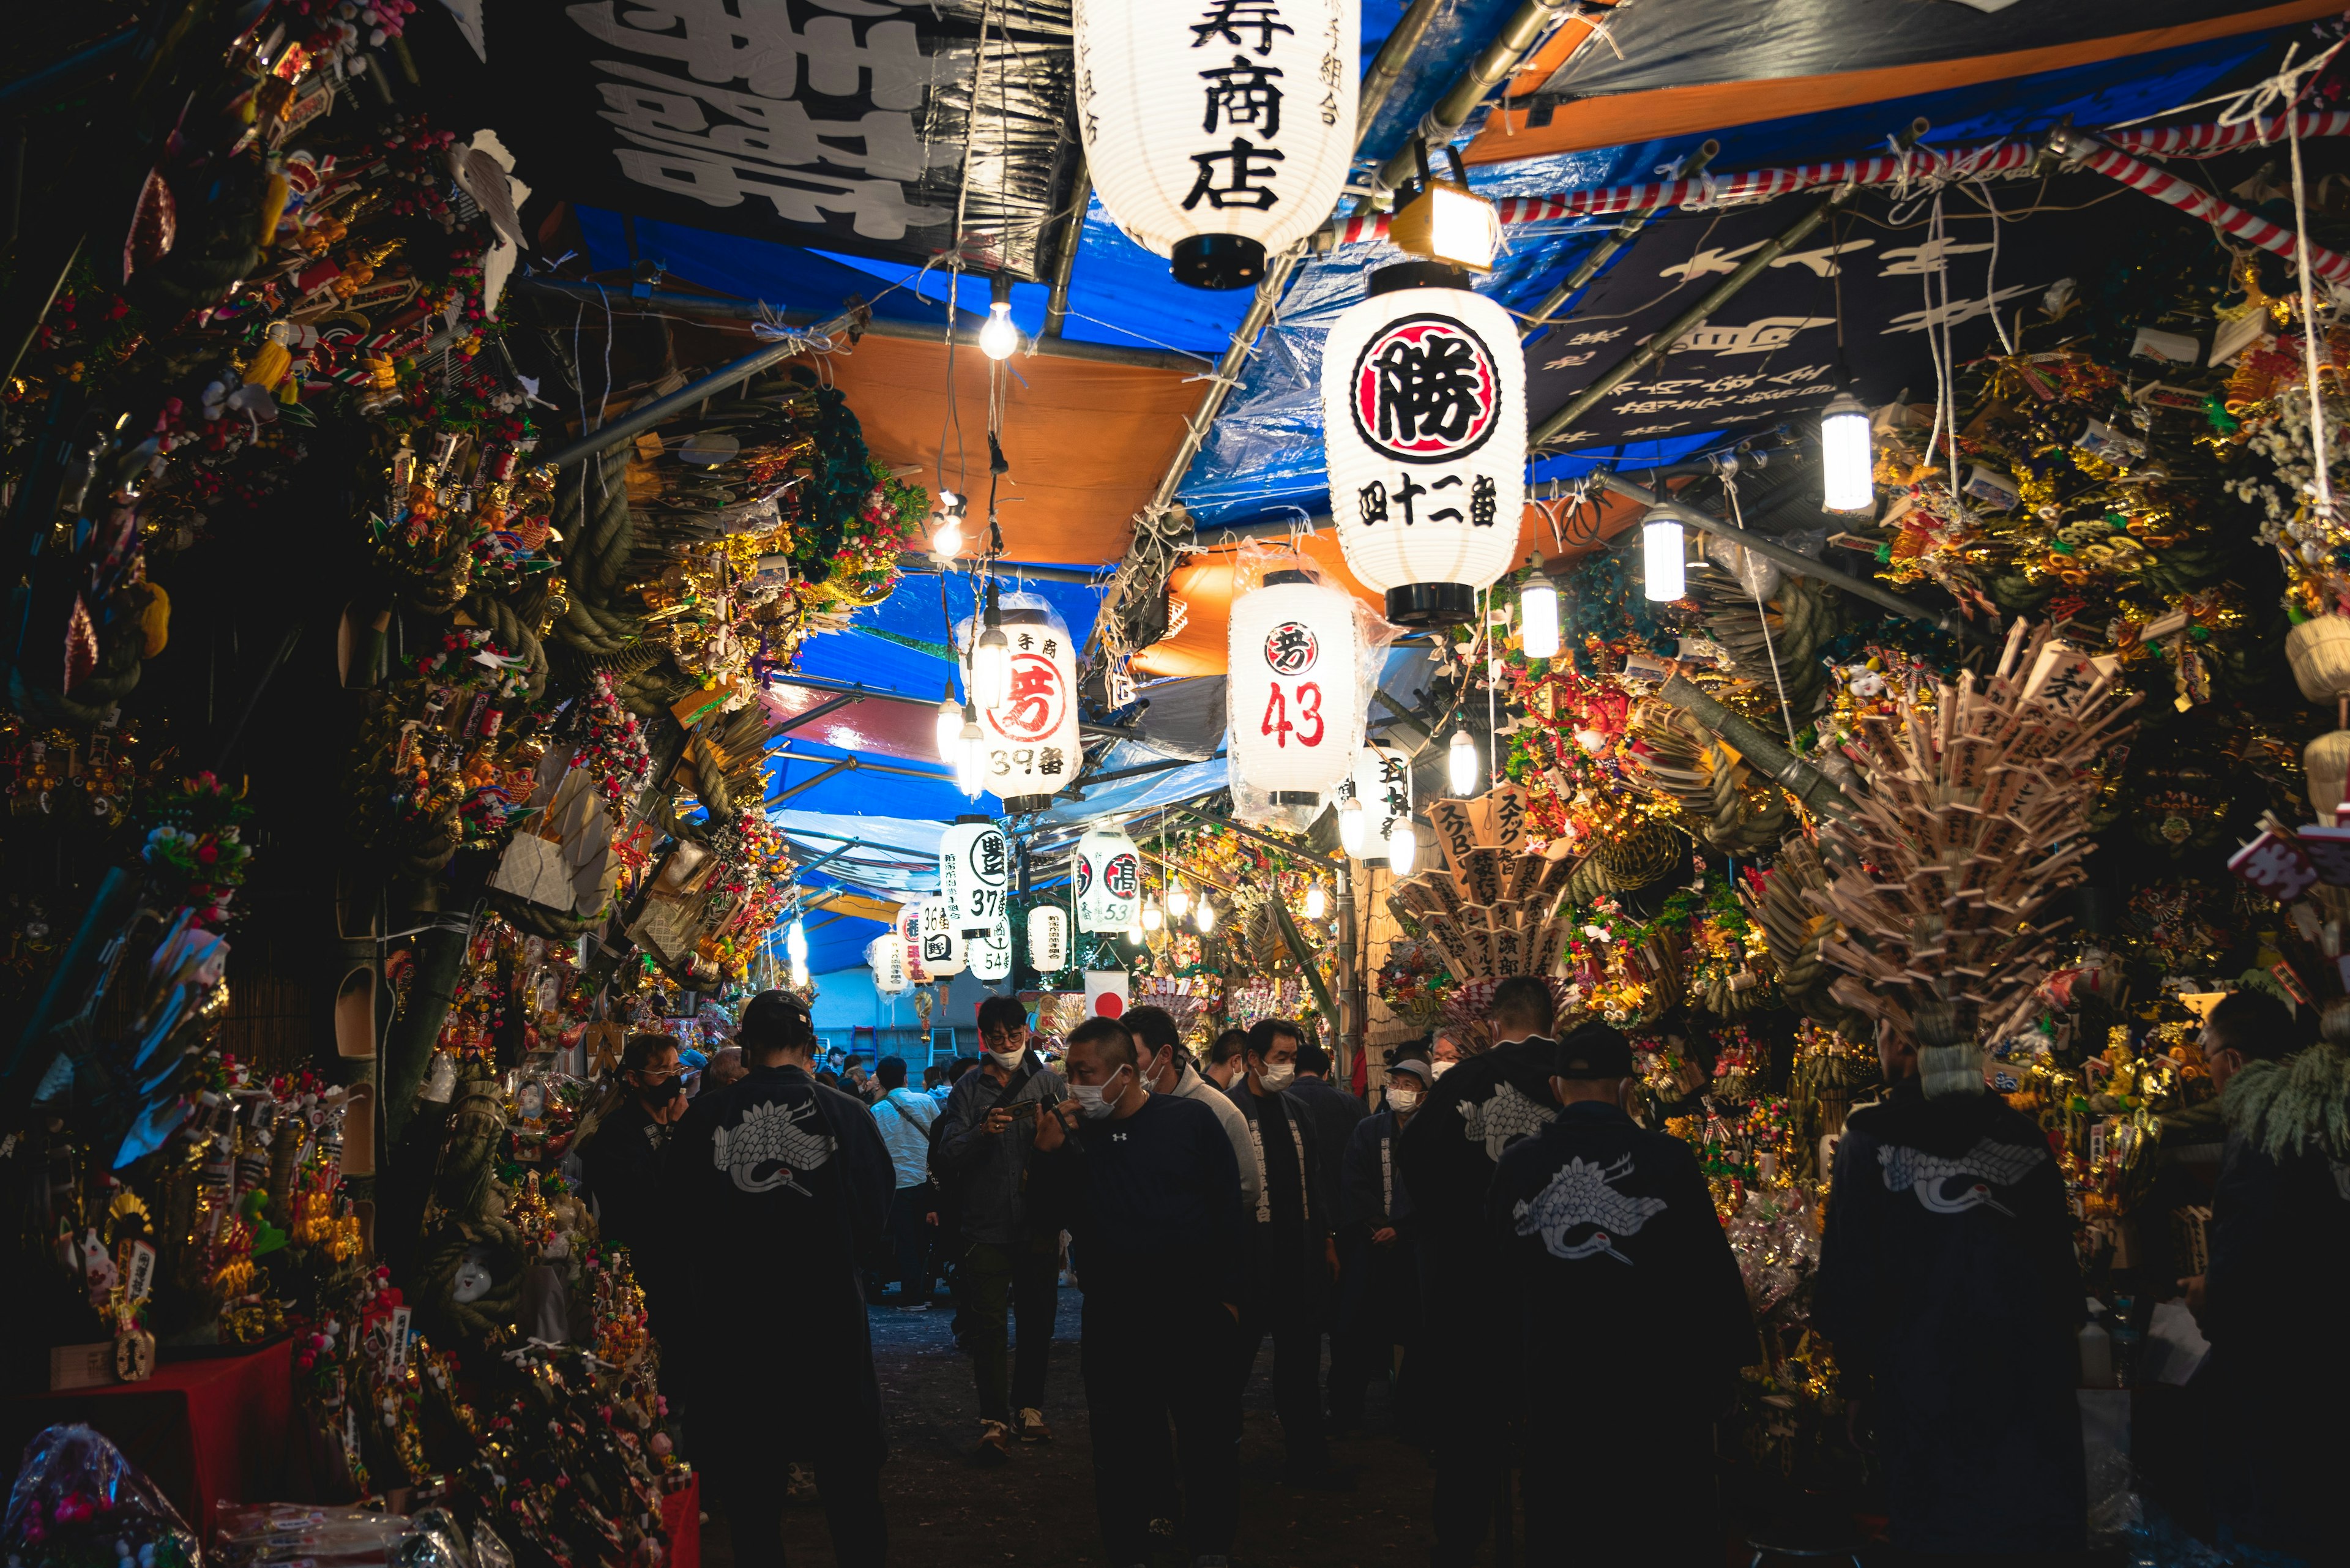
[1227,567,1364,804]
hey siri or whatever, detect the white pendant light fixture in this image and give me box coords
[930,488,967,559]
[1227,567,1365,805]
[934,683,964,763]
[1336,794,1368,857]
[1820,390,1875,514]
[1643,515,1687,602]
[953,702,986,797]
[1385,816,1419,875]
[1519,573,1561,660]
[971,591,1080,813]
[940,818,1012,937]
[1074,0,1358,291]
[785,916,808,964]
[1447,723,1479,797]
[1304,881,1327,920]
[979,275,1020,361]
[1166,879,1192,920]
[1322,264,1525,629]
[789,958,810,990]
[1194,896,1217,934]
[971,580,1012,715]
[1076,823,1143,932]
[1141,896,1165,932]
[1028,905,1070,973]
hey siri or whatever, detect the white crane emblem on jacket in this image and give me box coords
[1513,1153,1668,1264]
[1459,1081,1557,1162]
[1878,1137,2046,1217]
[714,1099,837,1195]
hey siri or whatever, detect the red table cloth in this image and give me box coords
[6,1339,297,1544]
[659,1473,700,1568]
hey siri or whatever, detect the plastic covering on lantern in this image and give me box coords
[917,898,968,977]
[1075,823,1143,932]
[867,933,911,994]
[1028,905,1070,973]
[1222,542,1397,826]
[950,592,1080,811]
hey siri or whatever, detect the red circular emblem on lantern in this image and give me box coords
[988,651,1066,742]
[1349,312,1500,465]
[1263,621,1319,676]
[1103,852,1140,901]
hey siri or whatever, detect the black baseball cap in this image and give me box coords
[1551,1021,1633,1080]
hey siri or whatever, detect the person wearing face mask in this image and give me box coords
[1327,1050,1430,1435]
[1032,1016,1246,1568]
[1125,1006,1260,1220]
[935,993,1068,1461]
[1486,1023,1756,1567]
[1395,977,1563,1566]
[1226,1018,1347,1490]
[578,1033,693,1316]
[1204,1028,1251,1094]
[1428,1031,1465,1079]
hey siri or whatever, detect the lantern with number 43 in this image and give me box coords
[1228,566,1365,804]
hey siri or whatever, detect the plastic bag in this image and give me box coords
[214,1506,409,1567]
[3,1425,201,1568]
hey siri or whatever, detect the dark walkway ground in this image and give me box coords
[703,1284,1435,1568]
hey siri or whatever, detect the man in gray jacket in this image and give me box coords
[1125,1005,1261,1219]
[935,995,1067,1462]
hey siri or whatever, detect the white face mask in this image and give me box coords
[1070,1067,1132,1120]
[1387,1086,1422,1113]
[1256,1062,1296,1092]
[985,1045,1026,1071]
[1430,1059,1455,1078]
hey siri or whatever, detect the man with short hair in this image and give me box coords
[869,1055,941,1307]
[1204,1028,1250,1093]
[1034,1016,1247,1568]
[1286,1040,1364,1431]
[660,991,895,1568]
[1125,1006,1260,1219]
[935,994,1067,1460]
[1228,1018,1345,1488]
[1813,1017,2086,1556]
[1489,1023,1756,1565]
[1396,976,1564,1566]
[1329,1050,1430,1433]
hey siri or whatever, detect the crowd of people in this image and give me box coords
[561,977,2343,1568]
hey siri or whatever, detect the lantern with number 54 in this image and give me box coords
[1227,567,1365,804]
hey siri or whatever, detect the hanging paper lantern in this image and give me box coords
[917,898,967,977]
[975,595,1081,812]
[1073,0,1359,291]
[1351,743,1412,862]
[1322,264,1525,628]
[897,903,930,984]
[867,934,909,995]
[1227,570,1364,802]
[1076,823,1143,933]
[971,913,1013,982]
[939,816,1012,937]
[1028,905,1070,973]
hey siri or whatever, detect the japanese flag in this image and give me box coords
[1084,969,1130,1020]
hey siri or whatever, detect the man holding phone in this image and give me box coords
[936,994,1068,1462]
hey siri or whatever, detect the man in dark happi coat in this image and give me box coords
[662,990,896,1568]
[1813,1023,2086,1556]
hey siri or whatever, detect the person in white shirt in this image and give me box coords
[869,1055,942,1307]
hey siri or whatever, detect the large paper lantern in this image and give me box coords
[897,903,930,984]
[1028,906,1070,973]
[939,817,1011,937]
[1074,0,1358,290]
[1322,264,1525,627]
[977,596,1080,812]
[971,913,1013,982]
[1352,743,1412,861]
[1076,824,1142,933]
[1228,570,1363,803]
[867,934,909,995]
[917,898,967,977]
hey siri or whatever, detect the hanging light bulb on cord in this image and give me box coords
[1166,881,1192,919]
[1337,795,1367,857]
[1304,881,1327,920]
[1519,572,1561,660]
[1448,723,1479,797]
[934,682,963,763]
[972,579,1011,714]
[1643,513,1687,602]
[1142,897,1164,932]
[1819,390,1874,513]
[1194,897,1217,934]
[931,489,966,558]
[1386,819,1418,875]
[786,917,809,964]
[953,701,986,797]
[979,275,1020,361]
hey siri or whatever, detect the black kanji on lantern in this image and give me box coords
[1183,138,1285,211]
[1191,0,1293,55]
[1039,747,1065,777]
[1373,332,1486,447]
[1427,473,1464,525]
[1471,473,1498,528]
[1358,480,1388,525]
[1201,55,1284,138]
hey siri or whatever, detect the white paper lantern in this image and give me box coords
[1351,744,1412,862]
[939,817,1012,937]
[1228,571,1363,802]
[971,913,1013,982]
[917,898,967,977]
[1074,0,1358,290]
[867,934,909,995]
[1028,905,1070,973]
[1322,266,1525,627]
[1076,824,1143,933]
[973,596,1080,811]
[897,903,930,984]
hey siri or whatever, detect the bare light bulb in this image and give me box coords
[1194,898,1217,934]
[786,917,809,963]
[1448,725,1479,797]
[1166,883,1192,919]
[1386,819,1418,875]
[979,301,1020,361]
[953,703,986,797]
[1125,921,1145,943]
[789,958,809,990]
[1520,576,1561,660]
[1821,391,1875,514]
[972,584,1010,714]
[1142,898,1164,932]
[1304,882,1327,920]
[1643,516,1687,602]
[1337,796,1367,857]
[934,684,963,763]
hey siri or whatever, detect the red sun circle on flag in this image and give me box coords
[1349,312,1500,465]
[988,651,1066,742]
[1094,992,1125,1018]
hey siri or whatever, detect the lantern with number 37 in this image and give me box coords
[1228,566,1365,804]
